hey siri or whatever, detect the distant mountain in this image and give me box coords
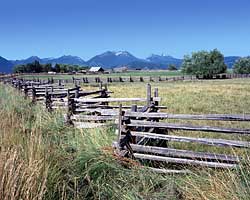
[0,56,14,73]
[0,52,244,73]
[11,55,86,66]
[146,54,183,67]
[49,55,86,65]
[11,56,43,66]
[87,51,140,68]
[224,56,241,68]
[122,60,166,70]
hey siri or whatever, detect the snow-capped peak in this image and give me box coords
[115,51,128,56]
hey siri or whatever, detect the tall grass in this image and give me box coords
[1,79,250,200]
[0,84,180,199]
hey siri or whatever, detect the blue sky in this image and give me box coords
[0,0,250,60]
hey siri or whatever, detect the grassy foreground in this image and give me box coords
[1,79,250,199]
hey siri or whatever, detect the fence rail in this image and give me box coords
[114,106,250,171]
[12,73,250,85]
[1,75,250,173]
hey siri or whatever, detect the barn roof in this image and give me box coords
[89,67,104,72]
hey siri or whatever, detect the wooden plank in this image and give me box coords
[128,120,250,135]
[76,105,167,109]
[74,108,118,115]
[134,153,237,168]
[74,97,147,103]
[73,122,107,129]
[147,167,190,174]
[124,112,250,121]
[79,90,108,96]
[74,97,160,103]
[71,115,115,121]
[147,84,151,106]
[131,131,250,148]
[117,104,122,143]
[113,142,239,163]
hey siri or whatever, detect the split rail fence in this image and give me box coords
[113,108,250,172]
[1,76,250,172]
[19,73,250,85]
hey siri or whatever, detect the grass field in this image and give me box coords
[20,70,184,80]
[1,78,250,199]
[19,69,234,80]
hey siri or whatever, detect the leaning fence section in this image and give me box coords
[1,76,250,172]
[113,108,250,171]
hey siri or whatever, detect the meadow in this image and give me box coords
[19,69,233,80]
[20,70,184,80]
[1,78,250,200]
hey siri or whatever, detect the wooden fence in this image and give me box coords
[4,78,165,128]
[18,73,250,85]
[113,109,250,171]
[1,76,250,172]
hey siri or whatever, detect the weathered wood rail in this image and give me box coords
[1,76,250,173]
[18,73,250,85]
[2,77,165,128]
[114,108,250,171]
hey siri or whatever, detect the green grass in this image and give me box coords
[0,84,182,200]
[20,70,183,80]
[1,78,250,199]
[19,69,234,80]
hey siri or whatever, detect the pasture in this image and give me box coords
[1,78,250,199]
[20,70,183,80]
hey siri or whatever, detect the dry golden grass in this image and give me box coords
[0,87,49,200]
[1,78,250,200]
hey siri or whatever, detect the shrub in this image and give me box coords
[233,57,250,74]
[181,49,227,78]
[168,64,178,71]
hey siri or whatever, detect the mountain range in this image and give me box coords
[0,51,241,73]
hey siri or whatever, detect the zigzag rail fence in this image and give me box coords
[16,73,250,85]
[0,77,164,128]
[1,75,250,173]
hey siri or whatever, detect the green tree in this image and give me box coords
[42,63,52,72]
[54,64,61,73]
[233,57,250,74]
[168,64,178,71]
[181,49,227,78]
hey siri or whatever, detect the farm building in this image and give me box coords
[48,71,56,74]
[113,66,128,73]
[88,67,105,74]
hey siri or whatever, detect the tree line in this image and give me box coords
[13,61,88,73]
[181,49,250,77]
[12,51,250,77]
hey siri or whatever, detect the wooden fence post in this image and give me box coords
[45,87,52,112]
[117,104,123,145]
[131,104,137,112]
[99,82,103,90]
[66,89,73,125]
[75,87,79,98]
[18,81,21,91]
[24,84,28,99]
[154,88,159,107]
[32,86,36,103]
[147,83,152,107]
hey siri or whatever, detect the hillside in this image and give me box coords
[0,56,14,73]
[0,52,244,73]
